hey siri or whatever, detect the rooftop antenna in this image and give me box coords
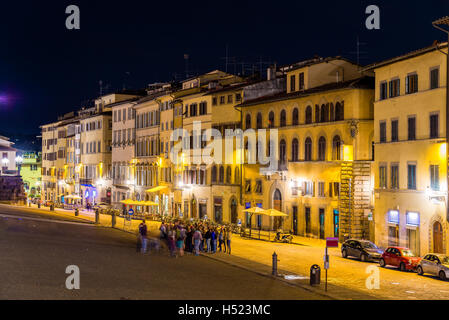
[99,80,103,96]
[122,72,130,90]
[348,36,368,70]
[220,44,236,74]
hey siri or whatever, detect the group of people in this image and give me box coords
[137,219,233,257]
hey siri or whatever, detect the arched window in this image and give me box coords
[269,111,275,128]
[280,110,286,127]
[211,166,217,183]
[320,104,329,122]
[257,112,262,129]
[291,138,299,161]
[315,105,320,123]
[305,106,312,124]
[292,108,299,125]
[234,167,240,184]
[279,139,286,163]
[318,136,326,161]
[245,114,251,129]
[332,135,341,160]
[305,137,312,161]
[219,166,224,183]
[335,102,344,121]
[226,166,232,184]
[330,103,334,121]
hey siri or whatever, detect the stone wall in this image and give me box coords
[0,176,26,201]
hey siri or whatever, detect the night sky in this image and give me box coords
[0,0,448,136]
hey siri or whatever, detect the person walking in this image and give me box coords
[168,227,176,257]
[160,222,167,240]
[205,228,211,253]
[226,227,232,254]
[138,220,148,254]
[185,226,193,253]
[192,227,203,256]
[176,226,185,257]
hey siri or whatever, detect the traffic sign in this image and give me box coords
[326,237,339,248]
[128,208,134,216]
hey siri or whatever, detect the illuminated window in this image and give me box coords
[406,212,420,226]
[430,165,439,191]
[388,210,399,224]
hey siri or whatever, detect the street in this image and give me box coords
[0,205,327,300]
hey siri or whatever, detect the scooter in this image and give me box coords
[274,231,293,243]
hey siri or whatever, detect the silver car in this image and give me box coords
[417,253,449,280]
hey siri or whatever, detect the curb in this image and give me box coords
[199,252,342,300]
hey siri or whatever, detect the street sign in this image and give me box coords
[326,237,339,248]
[323,254,330,270]
[128,208,134,216]
[237,219,242,226]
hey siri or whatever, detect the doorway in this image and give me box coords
[230,198,238,224]
[198,203,207,219]
[305,207,311,235]
[319,208,325,239]
[433,221,443,253]
[273,189,282,230]
[333,209,339,238]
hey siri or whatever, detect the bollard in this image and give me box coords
[111,212,116,228]
[75,208,79,216]
[95,209,100,224]
[37,202,41,209]
[272,252,279,276]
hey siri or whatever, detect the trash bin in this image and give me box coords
[95,209,100,224]
[111,212,116,228]
[75,208,79,216]
[310,264,321,286]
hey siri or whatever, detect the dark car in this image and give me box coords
[341,239,384,262]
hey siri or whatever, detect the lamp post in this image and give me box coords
[15,155,23,175]
[432,17,449,222]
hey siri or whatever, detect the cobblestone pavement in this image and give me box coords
[4,204,449,300]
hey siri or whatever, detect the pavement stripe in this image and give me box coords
[0,213,95,226]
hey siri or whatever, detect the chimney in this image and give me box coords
[267,65,277,81]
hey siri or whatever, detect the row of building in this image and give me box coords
[40,42,448,256]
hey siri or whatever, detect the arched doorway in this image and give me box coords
[273,189,283,230]
[433,221,444,253]
[230,198,238,224]
[191,198,198,219]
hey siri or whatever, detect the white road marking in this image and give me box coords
[0,213,95,226]
[405,291,415,294]
[391,282,400,285]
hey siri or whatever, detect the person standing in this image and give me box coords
[192,227,203,256]
[218,228,224,252]
[176,226,185,257]
[205,228,211,253]
[226,227,232,254]
[138,220,148,254]
[223,227,228,253]
[211,228,217,253]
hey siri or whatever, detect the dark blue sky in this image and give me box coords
[0,0,448,135]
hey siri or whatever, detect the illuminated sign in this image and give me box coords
[406,211,420,226]
[388,210,399,224]
[85,190,89,198]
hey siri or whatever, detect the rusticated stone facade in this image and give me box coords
[0,176,26,202]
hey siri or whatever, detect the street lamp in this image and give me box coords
[432,16,449,222]
[15,155,23,175]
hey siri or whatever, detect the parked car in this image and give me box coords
[379,246,421,271]
[417,253,449,280]
[341,239,384,262]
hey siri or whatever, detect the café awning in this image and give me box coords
[146,186,168,193]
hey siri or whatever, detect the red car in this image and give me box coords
[379,246,421,271]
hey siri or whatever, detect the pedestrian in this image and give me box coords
[160,222,167,240]
[138,219,148,254]
[223,227,228,253]
[192,227,203,256]
[168,227,176,257]
[226,227,232,254]
[176,226,185,257]
[205,228,211,253]
[218,228,224,252]
[211,228,217,253]
[200,226,205,252]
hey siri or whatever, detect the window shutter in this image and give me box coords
[312,182,316,197]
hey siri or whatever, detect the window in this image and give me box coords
[391,120,398,142]
[279,139,286,163]
[305,106,312,124]
[235,93,242,102]
[291,138,299,161]
[406,74,418,94]
[212,97,217,106]
[245,179,251,193]
[255,180,262,194]
[290,75,296,91]
[332,135,341,160]
[226,166,232,184]
[430,113,439,138]
[388,210,400,224]
[430,68,439,89]
[227,95,233,104]
[335,102,344,121]
[407,164,416,190]
[315,105,320,123]
[408,116,416,140]
[280,110,286,127]
[379,121,386,143]
[379,165,387,188]
[391,164,399,189]
[292,108,299,125]
[430,165,439,191]
[389,79,400,98]
[256,113,262,129]
[199,102,207,115]
[318,136,326,161]
[234,167,239,184]
[245,114,251,129]
[305,137,312,161]
[318,182,325,197]
[305,207,311,234]
[190,103,197,117]
[320,104,329,122]
[219,166,224,183]
[268,111,274,128]
[380,81,388,100]
[220,96,225,104]
[211,166,217,183]
[299,73,305,90]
